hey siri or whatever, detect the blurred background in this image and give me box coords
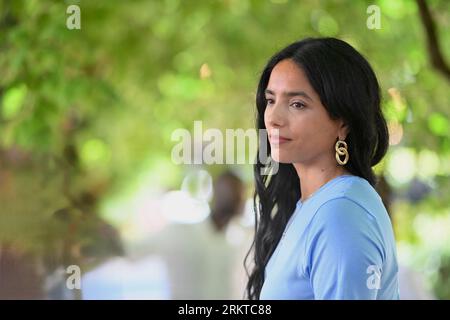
[0,0,449,299]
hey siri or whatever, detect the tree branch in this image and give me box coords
[416,0,450,81]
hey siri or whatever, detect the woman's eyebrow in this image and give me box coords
[264,89,313,102]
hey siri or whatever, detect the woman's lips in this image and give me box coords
[269,135,292,145]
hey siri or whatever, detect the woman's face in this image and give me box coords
[264,59,346,164]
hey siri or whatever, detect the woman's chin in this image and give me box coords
[271,153,294,164]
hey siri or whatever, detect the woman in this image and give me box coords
[245,37,399,300]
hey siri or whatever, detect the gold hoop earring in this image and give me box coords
[335,140,349,165]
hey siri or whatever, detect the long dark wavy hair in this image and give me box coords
[244,37,390,299]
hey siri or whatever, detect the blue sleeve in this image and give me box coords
[305,198,385,300]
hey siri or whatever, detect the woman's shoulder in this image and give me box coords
[303,195,384,263]
[307,176,391,239]
[318,175,386,220]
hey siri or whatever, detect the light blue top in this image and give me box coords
[260,175,399,300]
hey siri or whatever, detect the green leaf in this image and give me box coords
[2,83,27,119]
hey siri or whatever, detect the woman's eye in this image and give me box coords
[291,102,305,109]
[266,99,274,105]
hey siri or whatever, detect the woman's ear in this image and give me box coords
[337,120,349,140]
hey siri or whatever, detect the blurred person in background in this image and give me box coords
[130,169,247,299]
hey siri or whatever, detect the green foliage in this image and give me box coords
[0,0,449,298]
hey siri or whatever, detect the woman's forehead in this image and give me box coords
[267,60,316,101]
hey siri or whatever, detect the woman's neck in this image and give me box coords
[293,162,351,202]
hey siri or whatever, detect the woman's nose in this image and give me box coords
[265,102,286,128]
